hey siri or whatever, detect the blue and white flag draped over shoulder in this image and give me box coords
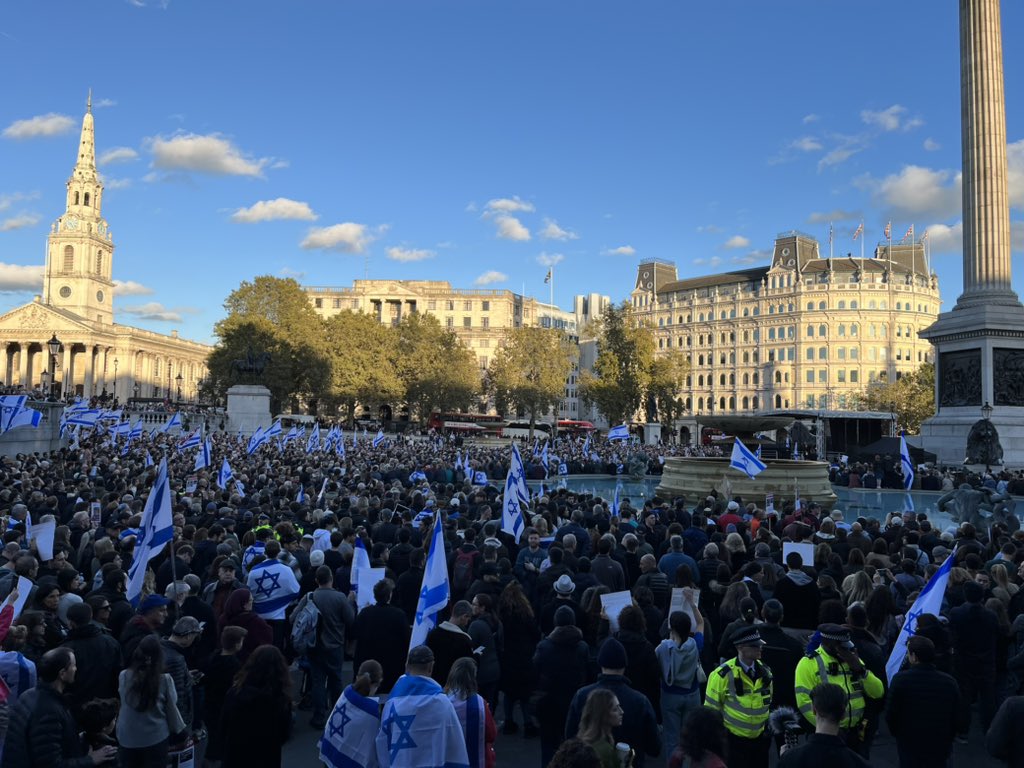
[373,428,386,448]
[409,512,450,652]
[320,684,381,768]
[377,674,469,768]
[449,695,487,768]
[900,433,915,490]
[194,438,212,472]
[501,443,530,544]
[730,439,767,479]
[126,458,174,607]
[607,423,630,442]
[885,546,956,681]
[246,555,301,620]
[307,423,321,454]
[218,458,233,490]
[161,412,182,433]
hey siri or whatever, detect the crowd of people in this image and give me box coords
[0,419,1021,768]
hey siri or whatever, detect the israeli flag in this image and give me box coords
[63,408,101,427]
[501,443,530,544]
[337,435,346,457]
[352,535,372,593]
[607,423,630,442]
[409,470,427,484]
[283,425,299,445]
[145,452,154,468]
[409,511,451,652]
[611,483,621,516]
[900,433,915,491]
[375,673,469,768]
[353,429,358,448]
[265,419,283,440]
[6,407,41,431]
[582,433,591,456]
[373,428,386,448]
[178,428,202,452]
[558,462,568,476]
[296,485,306,505]
[307,423,321,454]
[454,452,463,471]
[247,426,267,455]
[126,458,174,607]
[473,471,487,485]
[234,480,245,497]
[218,458,233,490]
[541,443,549,477]
[885,546,957,681]
[730,440,767,479]
[316,477,329,505]
[755,444,762,459]
[0,396,27,433]
[129,420,144,441]
[161,412,182,433]
[194,438,212,471]
[247,556,301,619]
[320,684,381,768]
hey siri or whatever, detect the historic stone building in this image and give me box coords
[632,230,940,432]
[304,279,591,418]
[0,95,210,402]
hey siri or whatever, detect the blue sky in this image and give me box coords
[1,1,1022,345]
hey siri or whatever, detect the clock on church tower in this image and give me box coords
[42,93,115,325]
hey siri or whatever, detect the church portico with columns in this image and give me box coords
[0,94,210,404]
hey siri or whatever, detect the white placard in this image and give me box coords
[765,493,775,515]
[356,567,386,610]
[28,519,56,562]
[600,590,632,633]
[782,541,815,568]
[669,587,700,627]
[11,576,31,619]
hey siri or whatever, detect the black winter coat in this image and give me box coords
[62,621,123,712]
[885,663,959,763]
[617,629,661,716]
[532,625,589,744]
[353,603,409,693]
[1,683,91,768]
[565,674,661,768]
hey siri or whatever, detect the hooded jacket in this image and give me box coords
[656,634,704,693]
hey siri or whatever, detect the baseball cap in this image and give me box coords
[172,616,204,636]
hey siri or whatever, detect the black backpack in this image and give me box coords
[452,548,480,596]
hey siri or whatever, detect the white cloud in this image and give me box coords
[2,113,75,140]
[0,263,43,292]
[485,196,534,214]
[604,245,636,256]
[723,235,750,249]
[536,252,564,267]
[386,246,435,263]
[94,98,116,109]
[149,133,268,177]
[732,249,770,266]
[0,192,38,212]
[0,214,39,231]
[818,134,869,171]
[104,177,132,190]
[696,224,723,234]
[539,218,578,241]
[923,138,941,152]
[98,147,138,165]
[861,105,908,132]
[474,271,507,286]
[802,114,820,124]
[693,256,723,267]
[1008,140,1024,209]
[791,136,823,152]
[279,267,306,280]
[464,202,478,213]
[494,215,530,241]
[807,208,861,224]
[300,222,373,253]
[118,302,196,322]
[231,198,317,223]
[863,165,962,220]
[112,279,154,296]
[922,222,962,254]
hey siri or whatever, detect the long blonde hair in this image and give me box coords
[577,688,617,746]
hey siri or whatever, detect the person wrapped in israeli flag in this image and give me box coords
[900,432,915,491]
[729,439,767,479]
[376,645,469,768]
[246,541,301,620]
[320,666,382,768]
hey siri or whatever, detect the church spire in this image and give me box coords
[71,91,97,184]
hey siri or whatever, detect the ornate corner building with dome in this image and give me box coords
[0,96,210,402]
[630,230,940,440]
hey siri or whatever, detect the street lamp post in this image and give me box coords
[112,357,118,404]
[175,372,183,404]
[133,382,140,402]
[46,334,60,400]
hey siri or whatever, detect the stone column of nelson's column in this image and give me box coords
[919,0,1024,467]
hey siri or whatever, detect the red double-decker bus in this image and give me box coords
[428,412,504,436]
[557,420,596,437]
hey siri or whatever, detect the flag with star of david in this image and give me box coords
[409,511,449,652]
[320,683,381,768]
[246,554,300,620]
[501,443,530,544]
[375,673,469,768]
[126,458,174,607]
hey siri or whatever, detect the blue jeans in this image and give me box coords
[660,689,701,764]
[309,645,344,723]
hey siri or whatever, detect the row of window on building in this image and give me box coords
[658,322,920,350]
[654,298,932,325]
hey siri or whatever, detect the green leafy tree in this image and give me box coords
[859,362,935,433]
[648,350,691,425]
[207,277,330,413]
[579,302,656,426]
[488,326,578,437]
[323,311,403,426]
[394,313,479,420]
